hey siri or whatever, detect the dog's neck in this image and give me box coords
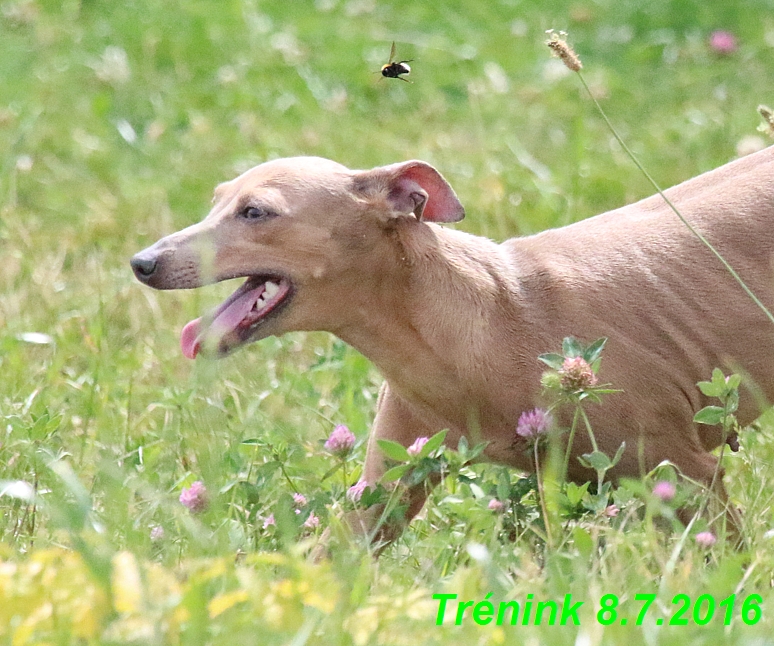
[335,221,536,429]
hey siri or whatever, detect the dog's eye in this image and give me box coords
[239,206,278,221]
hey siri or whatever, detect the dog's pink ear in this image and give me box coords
[356,160,465,223]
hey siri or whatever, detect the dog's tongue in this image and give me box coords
[180,318,202,359]
[180,286,263,359]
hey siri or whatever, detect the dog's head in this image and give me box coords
[131,156,464,359]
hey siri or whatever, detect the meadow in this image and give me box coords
[2,0,774,643]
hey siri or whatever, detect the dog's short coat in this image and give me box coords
[132,148,774,541]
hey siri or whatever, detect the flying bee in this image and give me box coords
[380,41,412,82]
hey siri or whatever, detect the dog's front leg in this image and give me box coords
[311,384,439,561]
[345,383,441,549]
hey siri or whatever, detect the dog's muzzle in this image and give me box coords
[130,253,158,282]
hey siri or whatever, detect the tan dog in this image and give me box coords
[131,148,774,541]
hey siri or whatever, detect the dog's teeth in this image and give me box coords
[264,281,279,299]
[256,296,266,308]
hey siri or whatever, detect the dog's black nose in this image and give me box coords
[130,254,158,281]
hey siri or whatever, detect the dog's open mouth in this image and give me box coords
[180,276,293,359]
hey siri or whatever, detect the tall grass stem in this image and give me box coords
[576,72,774,327]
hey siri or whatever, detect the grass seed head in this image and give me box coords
[758,104,774,138]
[546,29,583,72]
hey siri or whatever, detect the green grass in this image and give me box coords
[2,0,774,643]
